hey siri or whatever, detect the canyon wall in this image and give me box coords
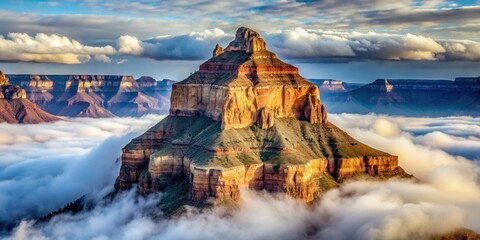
[7,74,173,117]
[320,77,480,117]
[170,84,326,129]
[131,140,401,204]
[0,71,59,123]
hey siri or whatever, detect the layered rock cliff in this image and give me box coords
[0,71,59,123]
[6,74,173,117]
[170,26,327,130]
[136,77,173,111]
[115,27,408,206]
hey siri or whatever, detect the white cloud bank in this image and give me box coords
[269,28,480,61]
[1,114,479,239]
[0,33,116,64]
[117,28,231,60]
[118,28,480,62]
[0,115,164,225]
[1,28,480,64]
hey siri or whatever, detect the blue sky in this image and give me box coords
[2,0,476,16]
[0,0,479,82]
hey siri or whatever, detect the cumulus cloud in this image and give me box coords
[0,33,116,64]
[113,27,480,62]
[0,28,230,64]
[117,35,143,55]
[1,113,479,239]
[441,40,480,60]
[269,28,480,61]
[349,32,446,60]
[268,28,355,58]
[117,28,231,60]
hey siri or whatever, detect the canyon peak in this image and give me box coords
[0,71,26,100]
[115,27,408,206]
[213,44,224,57]
[0,71,59,123]
[0,71,9,86]
[170,27,327,129]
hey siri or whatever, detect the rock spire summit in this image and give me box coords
[224,26,267,53]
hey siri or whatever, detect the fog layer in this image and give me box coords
[1,114,479,239]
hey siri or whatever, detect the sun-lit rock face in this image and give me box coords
[224,26,267,53]
[170,27,327,129]
[213,44,224,57]
[0,71,9,86]
[115,27,408,206]
[0,71,59,123]
[0,71,26,100]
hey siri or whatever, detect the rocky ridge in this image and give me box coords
[7,74,173,117]
[0,71,59,123]
[115,27,408,205]
[320,77,480,116]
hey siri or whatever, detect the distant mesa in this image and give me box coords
[318,77,480,116]
[308,79,363,94]
[115,27,408,206]
[6,74,174,118]
[0,71,59,123]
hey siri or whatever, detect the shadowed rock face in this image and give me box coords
[0,71,59,123]
[6,74,173,117]
[115,27,408,205]
[319,77,480,117]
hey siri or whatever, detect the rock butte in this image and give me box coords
[115,27,408,204]
[321,77,480,117]
[0,71,59,123]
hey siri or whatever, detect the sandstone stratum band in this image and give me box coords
[115,27,409,204]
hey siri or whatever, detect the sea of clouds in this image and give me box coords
[0,115,165,226]
[0,113,479,239]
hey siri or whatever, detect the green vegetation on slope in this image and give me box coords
[129,115,390,168]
